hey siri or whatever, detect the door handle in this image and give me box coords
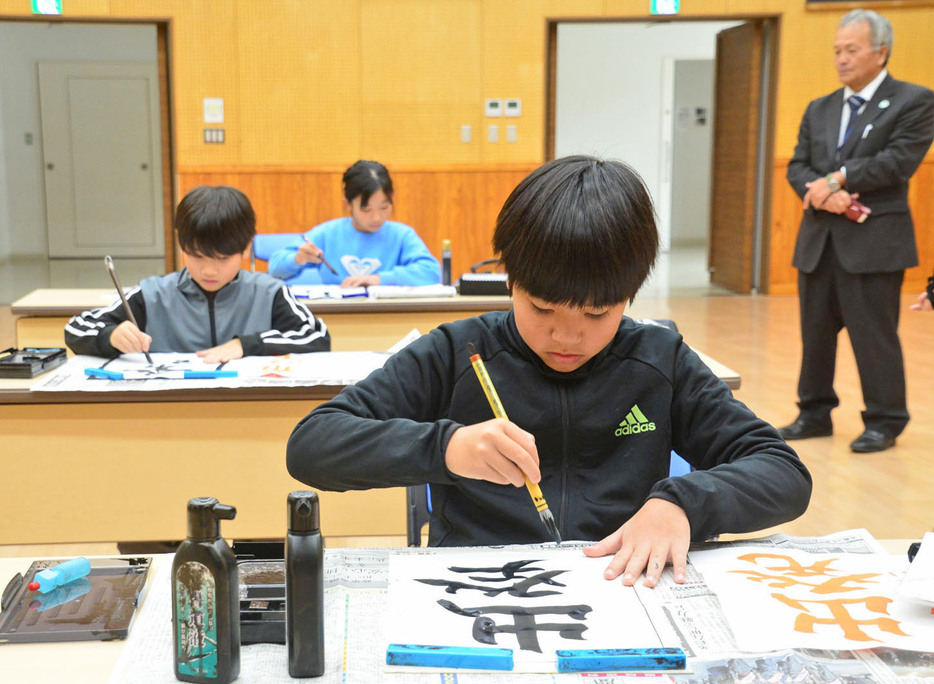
[141,163,149,170]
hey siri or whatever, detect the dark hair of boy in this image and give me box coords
[493,155,659,308]
[175,185,257,258]
[342,160,394,207]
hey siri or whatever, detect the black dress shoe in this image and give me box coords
[850,430,895,453]
[777,416,833,440]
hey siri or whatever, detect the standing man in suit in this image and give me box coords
[779,9,934,453]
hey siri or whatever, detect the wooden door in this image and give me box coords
[709,23,761,293]
[39,61,164,259]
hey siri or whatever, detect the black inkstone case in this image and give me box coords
[233,540,287,645]
[0,557,151,644]
[0,347,66,378]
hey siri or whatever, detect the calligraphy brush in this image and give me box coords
[104,255,154,365]
[302,235,339,276]
[468,350,562,545]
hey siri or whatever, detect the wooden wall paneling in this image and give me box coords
[301,171,346,229]
[236,0,361,165]
[178,166,537,279]
[772,8,839,153]
[768,159,803,296]
[906,160,934,290]
[480,2,551,163]
[359,0,482,165]
[6,0,934,171]
[241,172,307,234]
[391,170,443,268]
[157,22,177,273]
[391,167,535,277]
[112,0,243,166]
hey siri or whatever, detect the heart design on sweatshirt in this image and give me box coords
[341,255,381,275]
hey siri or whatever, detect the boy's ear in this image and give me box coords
[341,197,352,214]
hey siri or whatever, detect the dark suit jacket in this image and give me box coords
[787,74,934,274]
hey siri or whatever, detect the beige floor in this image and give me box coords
[1,291,931,558]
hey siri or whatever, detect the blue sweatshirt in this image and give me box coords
[267,218,441,286]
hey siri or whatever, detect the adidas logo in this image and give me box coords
[615,404,656,437]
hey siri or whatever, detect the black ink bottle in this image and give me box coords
[172,497,240,683]
[441,239,452,286]
[286,490,325,678]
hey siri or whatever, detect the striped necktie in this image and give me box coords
[841,95,866,146]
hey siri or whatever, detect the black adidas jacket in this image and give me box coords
[287,311,811,546]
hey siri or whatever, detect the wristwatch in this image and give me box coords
[825,173,841,193]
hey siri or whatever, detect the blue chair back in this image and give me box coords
[251,233,303,271]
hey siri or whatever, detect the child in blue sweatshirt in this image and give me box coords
[268,160,441,287]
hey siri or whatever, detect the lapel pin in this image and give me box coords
[879,99,891,109]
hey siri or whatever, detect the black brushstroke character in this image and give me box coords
[415,560,567,598]
[439,599,591,653]
[448,560,549,582]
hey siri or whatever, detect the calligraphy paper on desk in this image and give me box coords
[385,546,663,673]
[31,351,388,392]
[689,545,934,652]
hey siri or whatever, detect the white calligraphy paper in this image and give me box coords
[31,351,388,392]
[385,547,663,673]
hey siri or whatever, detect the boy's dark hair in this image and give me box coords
[343,160,394,208]
[493,155,658,307]
[175,186,256,258]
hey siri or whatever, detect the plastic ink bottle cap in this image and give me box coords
[288,490,320,533]
[186,496,236,540]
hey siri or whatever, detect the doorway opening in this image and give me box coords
[545,15,780,296]
[0,16,176,305]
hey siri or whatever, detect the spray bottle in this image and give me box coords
[286,490,325,677]
[172,497,240,683]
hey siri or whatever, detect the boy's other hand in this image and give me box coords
[110,320,152,356]
[445,419,539,487]
[909,290,933,311]
[342,274,380,288]
[196,339,244,363]
[296,241,324,266]
[583,498,690,588]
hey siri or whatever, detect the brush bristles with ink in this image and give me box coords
[468,349,562,545]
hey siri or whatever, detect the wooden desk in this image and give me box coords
[12,288,512,352]
[0,378,405,546]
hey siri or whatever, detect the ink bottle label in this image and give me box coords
[175,561,219,679]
